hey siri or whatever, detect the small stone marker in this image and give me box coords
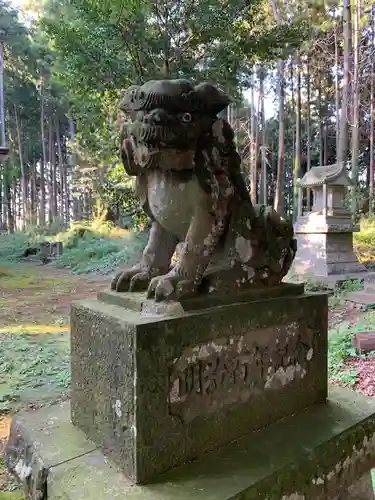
[352,331,375,354]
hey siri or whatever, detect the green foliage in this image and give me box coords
[328,313,375,387]
[0,232,32,261]
[30,0,307,191]
[0,0,69,196]
[56,230,147,274]
[327,278,362,307]
[0,217,147,274]
[99,164,147,229]
[40,0,306,95]
[328,323,358,387]
[354,217,375,268]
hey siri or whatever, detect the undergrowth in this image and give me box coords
[328,312,375,388]
[55,229,147,274]
[0,218,148,275]
[354,216,375,268]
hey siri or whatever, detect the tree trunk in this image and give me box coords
[8,182,14,233]
[51,119,58,219]
[273,59,286,215]
[259,65,267,204]
[39,77,46,226]
[306,54,312,211]
[351,0,360,216]
[293,50,302,221]
[0,41,6,149]
[334,26,340,157]
[14,104,27,228]
[1,167,7,231]
[31,162,37,225]
[337,0,352,164]
[289,59,295,214]
[270,0,286,214]
[249,70,257,204]
[56,119,66,223]
[370,6,375,214]
[318,78,324,166]
[48,116,53,224]
[324,97,329,166]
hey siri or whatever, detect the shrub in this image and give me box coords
[0,232,33,260]
[354,217,375,267]
[0,217,148,274]
[55,230,148,274]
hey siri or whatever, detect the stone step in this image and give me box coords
[345,291,375,305]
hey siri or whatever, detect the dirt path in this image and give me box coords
[0,261,108,327]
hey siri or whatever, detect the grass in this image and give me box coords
[0,493,24,500]
[0,329,70,412]
[0,455,22,498]
[0,265,73,290]
[328,323,359,387]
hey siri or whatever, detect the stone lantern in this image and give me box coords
[291,162,366,279]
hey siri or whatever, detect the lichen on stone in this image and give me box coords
[110,79,297,302]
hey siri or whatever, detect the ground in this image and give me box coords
[0,260,109,498]
[0,260,375,497]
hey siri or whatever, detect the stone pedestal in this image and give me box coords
[5,285,375,500]
[71,284,327,483]
[291,214,366,279]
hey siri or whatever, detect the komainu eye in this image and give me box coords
[181,112,192,123]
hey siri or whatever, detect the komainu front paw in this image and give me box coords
[111,268,157,292]
[147,272,198,302]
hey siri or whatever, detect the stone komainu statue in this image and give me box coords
[111,79,297,301]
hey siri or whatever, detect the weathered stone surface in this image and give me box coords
[111,80,297,302]
[5,403,97,500]
[70,290,328,483]
[99,282,304,313]
[291,231,366,277]
[333,473,374,500]
[6,387,375,500]
[352,332,375,354]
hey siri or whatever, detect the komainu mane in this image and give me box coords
[111,79,297,302]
